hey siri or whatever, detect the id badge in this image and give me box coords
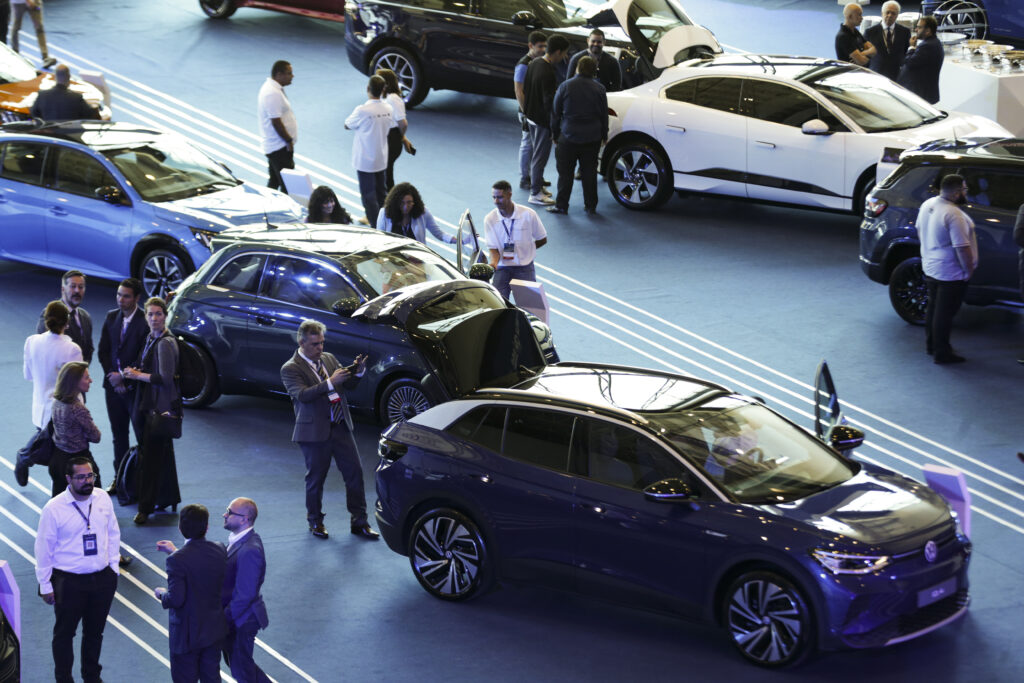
[502,242,516,260]
[328,392,341,404]
[82,533,98,556]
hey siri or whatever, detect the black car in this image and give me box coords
[859,137,1024,324]
[344,0,722,106]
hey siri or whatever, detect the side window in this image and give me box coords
[211,253,266,294]
[690,77,743,115]
[503,408,575,472]
[664,79,696,103]
[745,80,820,128]
[962,169,1024,211]
[53,148,118,199]
[0,142,49,186]
[446,406,506,453]
[260,255,360,309]
[575,418,683,490]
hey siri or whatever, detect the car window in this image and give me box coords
[503,407,575,472]
[210,253,267,294]
[52,148,118,199]
[260,255,361,310]
[744,80,821,128]
[574,417,684,490]
[664,78,696,103]
[101,135,242,203]
[961,168,1024,211]
[806,68,941,133]
[689,77,742,114]
[881,164,939,201]
[0,142,49,186]
[341,247,462,298]
[446,406,506,453]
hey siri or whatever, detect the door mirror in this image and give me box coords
[467,263,494,282]
[828,424,865,454]
[643,478,695,503]
[801,119,831,135]
[331,297,361,317]
[95,185,127,204]
[512,11,538,27]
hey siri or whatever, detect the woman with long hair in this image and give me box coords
[307,185,352,224]
[376,182,458,245]
[375,68,415,190]
[49,361,101,497]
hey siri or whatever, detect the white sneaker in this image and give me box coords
[528,193,555,205]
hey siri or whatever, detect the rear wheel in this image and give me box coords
[933,0,988,39]
[378,377,432,426]
[198,0,237,18]
[889,257,928,325]
[370,46,427,107]
[723,570,813,667]
[137,246,193,299]
[408,508,493,601]
[180,341,220,408]
[606,142,673,210]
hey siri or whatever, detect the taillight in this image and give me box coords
[866,197,887,217]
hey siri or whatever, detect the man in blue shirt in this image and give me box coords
[514,31,547,191]
[548,56,608,216]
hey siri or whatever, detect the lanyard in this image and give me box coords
[72,501,93,531]
[141,332,161,362]
[501,218,515,241]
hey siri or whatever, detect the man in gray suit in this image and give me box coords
[280,319,378,540]
[222,497,270,682]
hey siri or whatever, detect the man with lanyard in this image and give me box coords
[35,457,121,683]
[514,31,547,191]
[864,1,910,81]
[835,2,876,66]
[483,179,548,301]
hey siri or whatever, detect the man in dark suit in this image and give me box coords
[221,497,270,682]
[155,504,228,683]
[898,15,944,104]
[864,1,911,81]
[37,269,93,364]
[566,28,621,94]
[97,278,148,487]
[30,64,101,121]
[280,319,378,540]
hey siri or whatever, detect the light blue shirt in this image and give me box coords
[375,207,454,245]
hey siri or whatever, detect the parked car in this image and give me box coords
[167,222,558,423]
[925,0,1024,43]
[0,121,304,298]
[198,0,345,21]
[0,42,110,123]
[344,0,722,106]
[601,54,1010,213]
[376,357,970,667]
[860,137,1024,324]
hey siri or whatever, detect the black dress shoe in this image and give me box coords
[14,460,29,487]
[542,179,551,187]
[309,524,329,539]
[119,554,133,568]
[106,483,118,495]
[351,524,380,540]
[133,512,148,525]
[1018,452,1024,464]
[934,353,966,365]
[584,207,597,215]
[546,206,568,214]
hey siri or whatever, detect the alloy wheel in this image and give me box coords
[141,250,186,299]
[411,513,484,600]
[726,576,807,666]
[612,149,661,205]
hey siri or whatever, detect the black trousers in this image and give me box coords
[555,139,600,211]
[265,146,294,192]
[385,127,403,191]
[51,566,117,683]
[49,448,99,497]
[170,643,222,683]
[104,386,141,477]
[224,618,270,682]
[924,276,968,358]
[298,422,367,526]
[137,426,181,514]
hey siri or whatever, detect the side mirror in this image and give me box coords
[801,119,832,136]
[643,478,695,503]
[828,424,865,454]
[512,10,538,27]
[331,297,361,317]
[467,263,494,282]
[95,185,127,204]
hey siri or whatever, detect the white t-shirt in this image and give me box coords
[344,99,393,173]
[483,203,547,267]
[257,78,298,154]
[916,195,977,281]
[385,93,406,130]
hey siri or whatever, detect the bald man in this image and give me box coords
[835,3,877,66]
[30,64,100,121]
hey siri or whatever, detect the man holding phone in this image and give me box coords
[280,319,378,540]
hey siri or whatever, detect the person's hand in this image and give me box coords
[156,540,177,554]
[122,366,137,380]
[403,138,415,153]
[114,385,127,395]
[107,371,123,387]
[909,36,918,47]
[41,592,55,605]
[353,354,369,373]
[154,587,167,600]
[329,367,351,386]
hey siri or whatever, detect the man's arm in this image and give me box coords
[280,361,328,404]
[158,553,187,610]
[535,237,548,250]
[97,313,113,376]
[488,249,501,269]
[34,506,57,600]
[270,118,293,151]
[227,544,266,625]
[550,84,565,142]
[954,245,976,278]
[513,61,529,112]
[105,495,121,575]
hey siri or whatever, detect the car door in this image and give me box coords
[653,76,747,197]
[960,167,1024,302]
[570,416,709,616]
[742,79,848,210]
[0,140,51,262]
[44,146,133,277]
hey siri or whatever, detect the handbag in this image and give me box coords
[146,409,182,439]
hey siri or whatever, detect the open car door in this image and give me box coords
[813,360,865,456]
[455,209,483,276]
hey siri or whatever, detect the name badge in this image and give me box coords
[83,533,98,556]
[328,392,341,404]
[502,242,516,260]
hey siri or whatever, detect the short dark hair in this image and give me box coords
[492,179,512,193]
[119,278,144,298]
[368,74,386,98]
[576,55,597,78]
[44,300,70,333]
[65,456,94,477]
[919,15,938,35]
[271,60,291,77]
[178,504,209,540]
[528,31,547,46]
[547,34,570,55]
[940,173,965,193]
[589,28,605,39]
[62,270,85,286]
[144,296,167,315]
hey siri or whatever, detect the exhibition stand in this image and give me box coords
[937,59,1024,136]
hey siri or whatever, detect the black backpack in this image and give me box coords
[115,446,139,506]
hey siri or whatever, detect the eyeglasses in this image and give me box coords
[71,473,96,482]
[225,509,246,518]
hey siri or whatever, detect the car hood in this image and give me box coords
[768,465,954,554]
[876,112,1011,148]
[152,182,305,231]
[588,0,722,67]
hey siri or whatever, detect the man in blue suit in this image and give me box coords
[898,15,944,104]
[221,497,271,683]
[155,504,228,683]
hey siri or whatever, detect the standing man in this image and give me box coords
[567,28,621,94]
[222,497,270,683]
[835,3,876,66]
[523,34,570,207]
[155,504,228,683]
[34,457,120,683]
[864,2,910,81]
[548,56,608,216]
[484,180,548,301]
[345,74,392,225]
[37,270,93,365]
[1013,203,1024,365]
[257,60,297,192]
[514,31,547,191]
[31,63,101,120]
[97,278,148,490]
[898,15,944,104]
[280,319,378,540]
[9,0,55,67]
[917,174,977,364]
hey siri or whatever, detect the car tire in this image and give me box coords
[854,174,875,216]
[198,0,237,19]
[408,508,493,602]
[180,341,221,408]
[722,570,814,668]
[606,142,673,211]
[889,257,928,325]
[370,46,427,108]
[137,246,193,299]
[378,377,432,426]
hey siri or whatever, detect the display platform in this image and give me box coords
[938,57,1024,136]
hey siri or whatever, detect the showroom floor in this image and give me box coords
[1,1,1022,681]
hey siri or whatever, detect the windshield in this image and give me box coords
[645,396,857,503]
[341,247,462,298]
[529,0,601,27]
[807,69,942,133]
[0,41,37,83]
[101,136,242,202]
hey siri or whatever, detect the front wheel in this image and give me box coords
[370,47,427,107]
[137,246,193,299]
[889,257,927,325]
[179,341,220,408]
[198,0,237,18]
[605,142,673,210]
[723,570,813,668]
[408,508,493,601]
[378,377,432,426]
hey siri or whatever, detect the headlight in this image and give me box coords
[811,549,891,575]
[531,320,552,346]
[190,228,217,251]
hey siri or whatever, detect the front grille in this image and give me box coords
[843,589,969,648]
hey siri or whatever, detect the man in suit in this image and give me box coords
[864,1,910,81]
[222,497,270,682]
[97,278,148,489]
[37,270,93,364]
[155,504,228,683]
[898,15,944,104]
[280,318,378,540]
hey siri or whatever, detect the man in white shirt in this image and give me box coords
[35,457,121,683]
[916,173,978,364]
[257,60,298,192]
[483,179,548,301]
[344,74,393,224]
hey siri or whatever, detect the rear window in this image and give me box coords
[879,163,940,203]
[446,406,506,454]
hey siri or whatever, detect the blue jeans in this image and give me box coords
[518,112,532,184]
[528,121,552,196]
[492,263,537,302]
[357,170,386,224]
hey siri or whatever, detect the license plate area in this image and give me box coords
[917,577,957,608]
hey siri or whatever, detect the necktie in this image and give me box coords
[886,27,893,52]
[316,360,344,424]
[120,317,128,345]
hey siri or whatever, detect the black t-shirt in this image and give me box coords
[523,57,558,127]
[835,24,866,62]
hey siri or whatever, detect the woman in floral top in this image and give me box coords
[49,361,101,497]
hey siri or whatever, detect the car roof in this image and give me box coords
[212,223,437,259]
[670,53,863,83]
[900,137,1024,167]
[0,120,165,148]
